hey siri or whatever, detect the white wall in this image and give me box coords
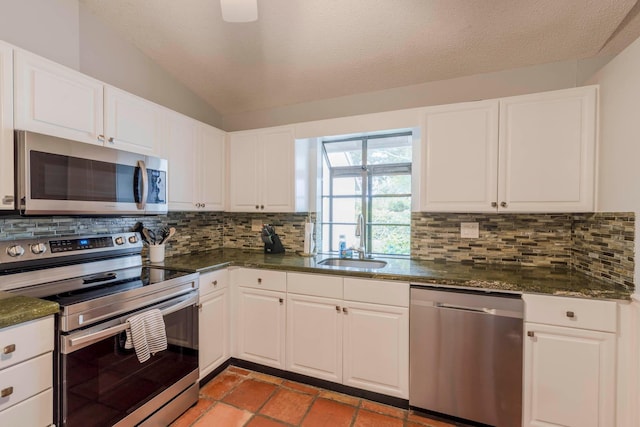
[0,0,222,128]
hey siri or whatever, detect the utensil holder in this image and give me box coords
[149,244,165,263]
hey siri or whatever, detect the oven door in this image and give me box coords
[15,130,167,215]
[58,292,198,427]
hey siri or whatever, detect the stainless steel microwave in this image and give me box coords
[15,130,168,215]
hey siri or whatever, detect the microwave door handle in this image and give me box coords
[137,160,148,210]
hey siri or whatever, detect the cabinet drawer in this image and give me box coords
[0,352,52,412]
[200,269,229,297]
[232,268,286,292]
[0,388,52,427]
[344,278,409,307]
[287,272,343,299]
[523,294,617,333]
[0,316,54,370]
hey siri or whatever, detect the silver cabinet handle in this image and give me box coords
[1,386,13,398]
[2,195,14,205]
[3,344,16,354]
[500,201,507,208]
[108,137,115,144]
[97,134,105,142]
[566,311,575,318]
[491,201,497,208]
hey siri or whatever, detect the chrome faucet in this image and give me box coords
[354,213,366,260]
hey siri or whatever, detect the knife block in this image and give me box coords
[264,234,285,254]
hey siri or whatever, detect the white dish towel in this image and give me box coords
[124,309,167,363]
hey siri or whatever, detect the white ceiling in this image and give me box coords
[80,0,640,116]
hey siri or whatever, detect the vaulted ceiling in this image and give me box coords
[80,0,640,116]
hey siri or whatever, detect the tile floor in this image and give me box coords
[171,366,463,427]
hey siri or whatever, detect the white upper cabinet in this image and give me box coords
[0,42,14,210]
[164,110,226,211]
[420,100,499,212]
[419,86,597,212]
[498,87,597,212]
[228,126,308,212]
[104,86,160,155]
[14,49,104,145]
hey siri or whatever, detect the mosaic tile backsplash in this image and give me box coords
[0,211,633,290]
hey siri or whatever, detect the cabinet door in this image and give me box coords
[261,128,295,212]
[199,288,229,380]
[286,294,342,383]
[420,100,499,212]
[14,50,104,145]
[228,133,261,211]
[236,287,286,369]
[498,87,597,212]
[0,43,13,210]
[523,323,615,427]
[104,86,160,155]
[165,112,197,211]
[198,123,226,211]
[342,301,409,398]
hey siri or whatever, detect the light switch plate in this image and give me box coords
[251,219,263,231]
[460,222,479,239]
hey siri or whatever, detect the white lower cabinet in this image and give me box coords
[0,316,54,427]
[199,270,229,380]
[523,294,617,427]
[286,273,409,399]
[233,268,287,370]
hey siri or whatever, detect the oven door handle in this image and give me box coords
[137,160,148,210]
[64,294,196,352]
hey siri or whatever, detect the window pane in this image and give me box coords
[324,140,362,167]
[332,197,361,223]
[367,135,412,165]
[322,160,330,194]
[333,176,362,196]
[371,174,411,195]
[322,197,331,222]
[371,197,411,223]
[327,224,356,252]
[371,225,410,255]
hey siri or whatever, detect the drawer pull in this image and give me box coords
[279,298,284,305]
[0,386,13,398]
[566,311,575,318]
[527,331,535,337]
[3,344,15,355]
[342,307,348,314]
[335,305,340,312]
[212,280,218,287]
[257,278,262,284]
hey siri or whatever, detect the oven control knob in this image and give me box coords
[115,237,125,245]
[6,245,25,257]
[30,243,47,255]
[128,235,138,244]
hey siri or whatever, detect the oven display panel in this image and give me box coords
[50,237,114,253]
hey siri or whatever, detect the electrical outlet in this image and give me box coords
[251,219,263,231]
[460,222,479,238]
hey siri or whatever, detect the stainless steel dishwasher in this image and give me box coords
[409,286,523,427]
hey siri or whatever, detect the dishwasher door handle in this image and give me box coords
[435,302,496,315]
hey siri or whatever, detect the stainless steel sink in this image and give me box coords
[317,258,387,269]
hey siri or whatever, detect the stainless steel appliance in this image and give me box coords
[409,286,523,427]
[15,130,168,215]
[0,233,198,427]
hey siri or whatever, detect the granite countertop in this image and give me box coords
[156,248,633,301]
[0,291,59,329]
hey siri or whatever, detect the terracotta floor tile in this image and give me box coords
[282,380,320,395]
[318,389,361,406]
[192,403,252,427]
[170,398,215,427]
[353,409,404,427]
[223,379,278,412]
[407,411,457,427]
[250,371,285,385]
[245,415,290,427]
[259,388,314,424]
[228,366,252,376]
[200,371,244,400]
[301,397,356,427]
[360,400,406,419]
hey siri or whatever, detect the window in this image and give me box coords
[320,131,412,256]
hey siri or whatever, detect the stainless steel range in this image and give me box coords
[0,232,199,427]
